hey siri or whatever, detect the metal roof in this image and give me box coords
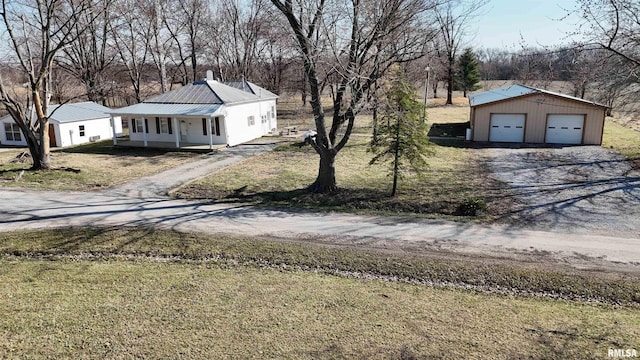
[224,80,279,100]
[469,84,607,108]
[48,101,114,123]
[145,83,223,104]
[0,101,113,124]
[111,78,278,118]
[109,103,224,117]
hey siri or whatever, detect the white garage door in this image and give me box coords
[489,114,525,142]
[546,115,584,145]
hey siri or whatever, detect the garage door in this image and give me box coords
[489,114,525,142]
[545,115,584,144]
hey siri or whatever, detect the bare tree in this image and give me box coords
[271,0,435,193]
[0,0,99,170]
[434,0,487,104]
[574,0,640,69]
[142,0,171,93]
[163,0,212,85]
[110,0,153,103]
[56,0,117,104]
[215,0,270,81]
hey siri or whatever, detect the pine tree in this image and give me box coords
[456,47,482,97]
[369,69,433,197]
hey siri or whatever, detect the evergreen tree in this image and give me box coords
[455,47,482,97]
[369,69,433,197]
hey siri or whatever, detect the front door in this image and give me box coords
[48,124,57,147]
[180,120,188,141]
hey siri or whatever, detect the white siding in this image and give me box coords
[224,100,276,146]
[54,116,123,147]
[0,117,27,146]
[125,99,276,147]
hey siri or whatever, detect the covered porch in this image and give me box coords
[114,139,227,152]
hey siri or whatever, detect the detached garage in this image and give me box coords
[469,84,607,145]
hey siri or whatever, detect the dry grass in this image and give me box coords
[175,135,501,218]
[3,260,638,359]
[0,227,638,359]
[602,117,640,167]
[176,103,504,219]
[0,141,202,191]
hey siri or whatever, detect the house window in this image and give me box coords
[202,118,208,135]
[4,123,21,141]
[271,106,275,119]
[261,115,267,124]
[79,125,85,137]
[132,118,143,133]
[211,117,221,136]
[160,119,170,134]
[144,118,149,133]
[247,116,255,126]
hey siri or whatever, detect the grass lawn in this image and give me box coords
[0,140,202,191]
[602,117,640,167]
[1,227,639,359]
[175,102,507,219]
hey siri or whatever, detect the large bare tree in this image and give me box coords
[434,0,487,105]
[271,0,435,193]
[0,0,99,169]
[574,0,640,68]
[57,0,117,104]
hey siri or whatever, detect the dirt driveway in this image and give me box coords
[485,146,640,238]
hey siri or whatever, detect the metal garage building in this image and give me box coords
[468,84,607,145]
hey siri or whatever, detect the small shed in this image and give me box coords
[0,101,123,147]
[468,84,607,145]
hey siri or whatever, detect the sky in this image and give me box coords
[470,0,584,49]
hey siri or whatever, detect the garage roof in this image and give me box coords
[469,84,607,108]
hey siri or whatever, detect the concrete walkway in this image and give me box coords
[105,144,277,198]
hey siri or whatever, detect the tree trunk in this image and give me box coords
[446,58,454,105]
[309,152,337,193]
[391,117,401,197]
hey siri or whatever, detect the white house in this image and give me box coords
[0,101,123,147]
[109,75,278,148]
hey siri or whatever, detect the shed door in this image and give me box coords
[545,115,584,145]
[489,114,525,142]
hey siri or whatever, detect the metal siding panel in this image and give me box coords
[472,94,605,145]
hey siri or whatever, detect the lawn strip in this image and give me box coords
[2,227,638,306]
[0,140,201,191]
[2,258,638,359]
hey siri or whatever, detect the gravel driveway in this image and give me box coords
[486,146,640,238]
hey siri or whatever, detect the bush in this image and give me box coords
[456,197,486,216]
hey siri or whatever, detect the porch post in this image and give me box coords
[111,116,117,145]
[142,117,148,147]
[173,117,180,148]
[207,117,213,150]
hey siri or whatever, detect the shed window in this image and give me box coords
[4,123,21,141]
[79,125,85,137]
[247,116,255,126]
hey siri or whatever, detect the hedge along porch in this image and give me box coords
[110,75,278,149]
[469,84,607,145]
